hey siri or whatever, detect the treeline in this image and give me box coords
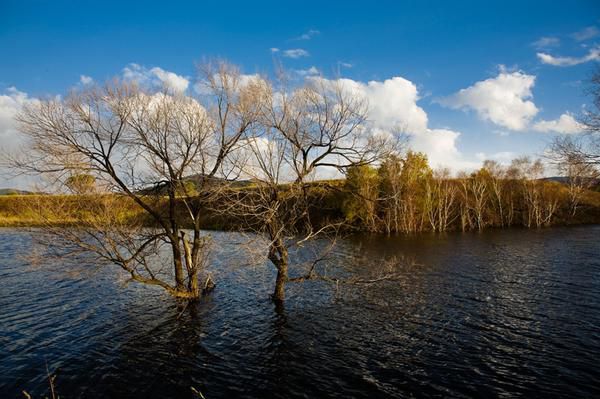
[340,152,600,234]
[2,153,599,233]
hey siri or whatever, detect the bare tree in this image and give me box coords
[378,155,404,234]
[457,172,474,232]
[397,152,431,233]
[549,67,600,179]
[481,160,507,227]
[469,171,488,231]
[510,157,562,228]
[425,168,457,232]
[9,61,262,299]
[504,162,521,226]
[546,66,600,223]
[221,77,396,302]
[556,152,599,217]
[343,164,380,232]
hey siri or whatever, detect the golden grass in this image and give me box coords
[0,194,145,227]
[1,181,599,229]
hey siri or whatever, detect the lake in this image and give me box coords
[1,226,599,398]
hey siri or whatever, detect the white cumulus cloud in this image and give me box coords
[122,63,189,93]
[315,76,474,170]
[411,128,471,169]
[532,113,583,134]
[439,70,538,131]
[149,67,189,93]
[0,87,41,188]
[0,87,38,149]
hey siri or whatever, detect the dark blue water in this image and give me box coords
[1,226,599,398]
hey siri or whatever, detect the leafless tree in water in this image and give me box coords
[8,61,265,299]
[216,76,401,303]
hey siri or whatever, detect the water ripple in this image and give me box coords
[0,226,600,397]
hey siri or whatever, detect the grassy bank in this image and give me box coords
[0,194,145,227]
[1,179,600,231]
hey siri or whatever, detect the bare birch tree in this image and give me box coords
[554,152,599,217]
[378,155,404,234]
[397,152,431,233]
[425,168,457,232]
[480,160,507,227]
[510,157,562,228]
[457,172,474,232]
[469,170,489,231]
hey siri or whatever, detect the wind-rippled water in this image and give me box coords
[1,226,599,398]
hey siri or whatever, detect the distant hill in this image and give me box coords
[135,174,257,195]
[0,188,33,196]
[184,174,257,188]
[542,176,569,184]
[542,176,600,192]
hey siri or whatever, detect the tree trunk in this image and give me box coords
[269,238,289,303]
[171,238,186,291]
[273,263,287,303]
[181,231,200,298]
[189,271,199,297]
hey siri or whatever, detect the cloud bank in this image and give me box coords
[0,87,42,188]
[0,87,38,150]
[321,76,474,170]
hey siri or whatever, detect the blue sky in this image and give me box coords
[1,0,599,187]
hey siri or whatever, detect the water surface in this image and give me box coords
[1,226,599,398]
